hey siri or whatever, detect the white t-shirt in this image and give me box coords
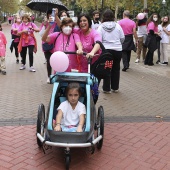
[57,101,86,126]
[137,25,147,37]
[91,20,101,30]
[158,24,170,43]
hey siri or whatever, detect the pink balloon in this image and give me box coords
[50,51,69,72]
[137,13,145,20]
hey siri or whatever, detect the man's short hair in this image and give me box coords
[123,10,130,17]
[93,10,100,16]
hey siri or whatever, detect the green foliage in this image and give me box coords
[0,0,20,14]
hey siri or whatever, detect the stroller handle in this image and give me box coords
[63,51,99,73]
[64,51,87,56]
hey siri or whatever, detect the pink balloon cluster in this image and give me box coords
[50,51,69,72]
[137,13,145,20]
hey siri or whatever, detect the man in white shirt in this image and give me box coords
[91,10,101,30]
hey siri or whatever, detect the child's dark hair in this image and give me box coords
[65,82,81,97]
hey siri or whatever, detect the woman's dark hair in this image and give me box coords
[65,82,82,98]
[77,13,92,28]
[146,13,158,26]
[102,9,115,22]
[58,10,70,18]
[46,9,52,18]
[60,17,74,30]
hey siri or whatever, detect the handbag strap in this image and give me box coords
[95,40,106,52]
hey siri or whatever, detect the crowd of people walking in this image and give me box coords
[0,8,170,97]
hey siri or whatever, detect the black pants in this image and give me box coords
[44,51,52,77]
[144,50,154,65]
[13,42,19,58]
[98,50,122,91]
[122,50,131,69]
[157,40,160,61]
[21,45,34,67]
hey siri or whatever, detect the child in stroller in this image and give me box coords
[54,82,86,132]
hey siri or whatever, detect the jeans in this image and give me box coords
[0,57,6,71]
[20,45,34,67]
[136,36,147,60]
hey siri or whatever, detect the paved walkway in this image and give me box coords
[0,22,170,170]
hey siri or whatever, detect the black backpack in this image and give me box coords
[91,41,113,79]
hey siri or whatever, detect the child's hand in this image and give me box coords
[77,125,83,132]
[54,125,61,131]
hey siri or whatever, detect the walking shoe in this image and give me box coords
[29,66,36,72]
[122,67,128,72]
[20,64,26,70]
[47,77,50,84]
[159,62,168,66]
[135,58,140,63]
[16,59,19,64]
[111,89,119,93]
[102,90,111,94]
[1,70,6,75]
[156,60,160,64]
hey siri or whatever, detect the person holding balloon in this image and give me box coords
[135,12,147,63]
[42,17,83,73]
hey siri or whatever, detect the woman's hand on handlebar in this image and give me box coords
[86,52,95,59]
[76,49,83,55]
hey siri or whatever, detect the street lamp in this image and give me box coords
[162,0,166,16]
[162,0,166,5]
[144,0,147,8]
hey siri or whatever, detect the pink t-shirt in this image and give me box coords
[118,18,136,35]
[73,28,101,72]
[11,23,20,42]
[0,31,7,57]
[147,21,158,33]
[48,32,81,72]
[18,22,38,47]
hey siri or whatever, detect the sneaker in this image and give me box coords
[111,89,119,93]
[1,70,6,75]
[159,62,168,66]
[135,58,140,63]
[47,78,50,84]
[20,64,26,70]
[156,60,160,64]
[102,90,111,94]
[29,66,36,72]
[16,59,19,64]
[122,67,128,72]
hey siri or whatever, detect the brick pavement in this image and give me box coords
[0,22,170,169]
[0,123,170,170]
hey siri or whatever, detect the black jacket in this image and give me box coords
[144,33,157,53]
[122,34,136,52]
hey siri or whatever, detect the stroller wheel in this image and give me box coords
[65,154,71,170]
[97,106,104,149]
[37,104,45,147]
